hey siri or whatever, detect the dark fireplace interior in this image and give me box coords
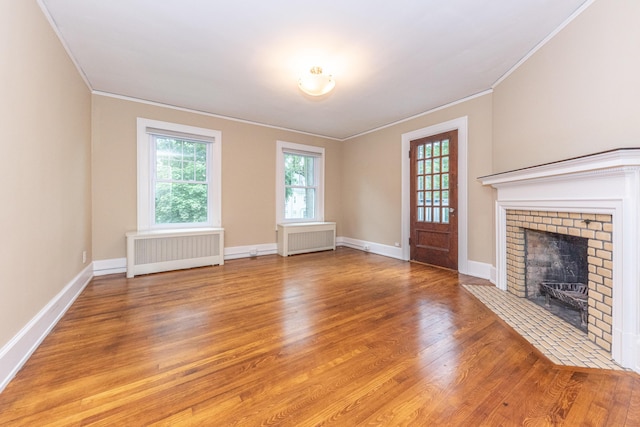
[525,229,589,332]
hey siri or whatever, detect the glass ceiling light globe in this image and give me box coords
[298,66,335,96]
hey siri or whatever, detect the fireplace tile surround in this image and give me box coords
[480,149,640,372]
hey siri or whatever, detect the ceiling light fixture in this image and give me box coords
[298,66,335,96]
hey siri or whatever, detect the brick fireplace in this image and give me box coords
[506,209,613,350]
[480,149,640,373]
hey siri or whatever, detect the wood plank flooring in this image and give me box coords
[1,247,639,426]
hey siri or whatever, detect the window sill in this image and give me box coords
[126,227,224,238]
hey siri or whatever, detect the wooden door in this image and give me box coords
[410,130,458,270]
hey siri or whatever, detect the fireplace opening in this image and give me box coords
[525,229,589,332]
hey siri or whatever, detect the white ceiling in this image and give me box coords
[39,0,590,140]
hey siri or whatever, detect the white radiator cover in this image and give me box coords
[126,228,224,278]
[277,222,336,256]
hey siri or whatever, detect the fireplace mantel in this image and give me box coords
[480,148,640,372]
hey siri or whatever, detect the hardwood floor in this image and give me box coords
[1,247,639,426]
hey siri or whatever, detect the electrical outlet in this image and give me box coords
[363,245,370,252]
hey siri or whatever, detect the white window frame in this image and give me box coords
[276,140,325,225]
[137,118,221,230]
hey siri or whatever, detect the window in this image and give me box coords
[276,141,324,224]
[137,118,221,230]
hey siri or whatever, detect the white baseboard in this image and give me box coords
[337,237,404,260]
[224,243,278,260]
[93,258,126,276]
[0,263,93,393]
[94,247,497,282]
[466,260,495,281]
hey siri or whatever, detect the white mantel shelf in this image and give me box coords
[479,148,640,187]
[479,148,640,373]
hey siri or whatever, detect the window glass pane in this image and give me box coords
[442,208,449,224]
[417,207,424,222]
[155,182,208,224]
[434,207,440,223]
[284,154,315,186]
[433,175,440,190]
[425,176,432,190]
[195,160,207,181]
[442,139,449,155]
[184,160,195,181]
[417,145,424,159]
[285,187,315,219]
[442,157,449,172]
[171,159,182,180]
[442,173,449,190]
[433,158,440,174]
[425,144,432,158]
[434,142,440,157]
[417,160,424,175]
[304,156,315,186]
[196,144,207,161]
[442,190,449,206]
[183,142,195,158]
[157,157,170,180]
[417,176,424,191]
[170,139,182,158]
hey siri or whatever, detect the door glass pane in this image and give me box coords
[442,157,449,172]
[418,191,424,205]
[433,158,440,173]
[425,144,432,158]
[433,175,440,190]
[425,176,432,190]
[425,191,432,206]
[442,190,449,206]
[425,159,432,174]
[442,174,449,190]
[426,207,432,222]
[417,160,424,174]
[442,208,450,224]
[417,207,424,222]
[434,191,440,206]
[417,145,424,159]
[417,176,424,190]
[434,207,440,223]
[442,139,449,155]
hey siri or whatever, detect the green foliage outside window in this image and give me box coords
[154,137,209,224]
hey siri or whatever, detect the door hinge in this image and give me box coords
[408,150,411,159]
[409,237,412,245]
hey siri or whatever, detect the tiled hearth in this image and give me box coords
[480,149,640,373]
[463,285,622,370]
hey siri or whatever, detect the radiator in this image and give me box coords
[125,228,224,278]
[277,222,336,256]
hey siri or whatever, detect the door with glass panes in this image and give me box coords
[410,130,458,269]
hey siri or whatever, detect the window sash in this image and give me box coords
[277,141,324,224]
[151,135,213,227]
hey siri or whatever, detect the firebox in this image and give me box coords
[525,229,589,331]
